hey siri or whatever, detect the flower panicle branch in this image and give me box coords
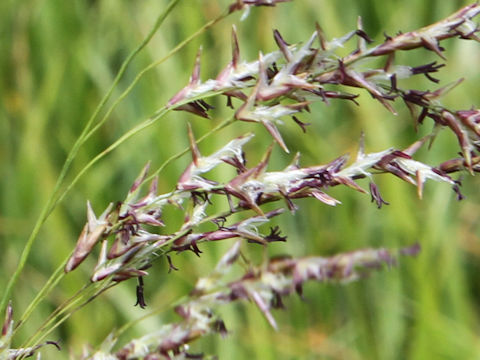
[65,126,470,285]
[83,241,419,360]
[168,4,480,164]
[365,4,480,58]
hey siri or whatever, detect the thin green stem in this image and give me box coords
[14,257,69,334]
[55,107,169,210]
[0,0,181,315]
[19,283,91,351]
[20,281,113,352]
[84,9,230,143]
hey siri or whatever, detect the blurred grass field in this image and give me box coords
[1,0,480,358]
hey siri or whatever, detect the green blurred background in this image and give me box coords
[1,0,480,358]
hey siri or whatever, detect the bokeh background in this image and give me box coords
[1,0,480,358]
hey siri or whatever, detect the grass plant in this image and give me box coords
[1,1,480,359]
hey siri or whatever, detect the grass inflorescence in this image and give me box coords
[2,1,480,359]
